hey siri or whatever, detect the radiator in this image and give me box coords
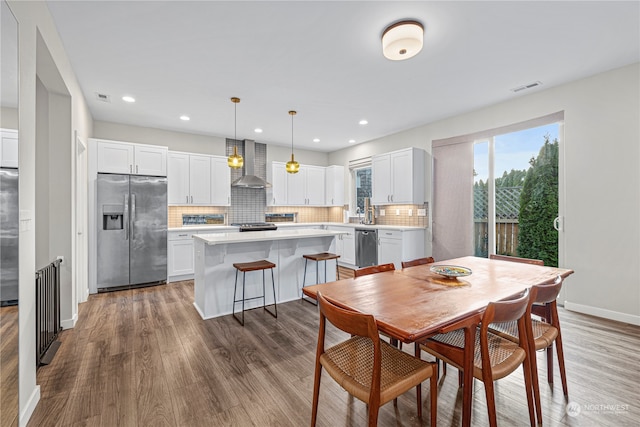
[35,258,62,366]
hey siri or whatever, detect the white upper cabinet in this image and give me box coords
[0,129,18,168]
[168,152,211,205]
[267,161,288,206]
[285,164,325,206]
[96,139,167,176]
[372,147,425,205]
[325,165,344,207]
[210,156,231,206]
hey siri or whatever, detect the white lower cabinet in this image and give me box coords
[328,225,356,266]
[377,228,426,270]
[168,231,196,281]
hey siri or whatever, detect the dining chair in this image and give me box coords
[418,289,536,427]
[311,292,437,427]
[489,276,568,423]
[354,263,395,277]
[401,257,435,268]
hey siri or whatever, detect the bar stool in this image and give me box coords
[232,260,277,326]
[301,252,340,305]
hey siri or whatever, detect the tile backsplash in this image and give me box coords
[349,204,428,227]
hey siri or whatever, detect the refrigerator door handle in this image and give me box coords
[124,194,129,240]
[131,194,136,237]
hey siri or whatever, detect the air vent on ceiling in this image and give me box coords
[511,81,542,93]
[95,92,111,103]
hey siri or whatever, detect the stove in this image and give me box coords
[231,222,278,232]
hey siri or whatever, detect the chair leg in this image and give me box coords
[482,375,498,427]
[430,364,438,427]
[301,258,308,297]
[336,259,339,279]
[311,364,322,426]
[555,331,569,397]
[415,345,422,418]
[529,339,543,424]
[546,344,554,385]
[522,358,537,427]
[367,405,380,427]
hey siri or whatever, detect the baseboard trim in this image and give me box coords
[564,301,640,326]
[61,313,78,329]
[19,385,40,427]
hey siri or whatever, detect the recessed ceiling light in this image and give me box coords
[180,115,190,121]
[122,96,135,103]
[359,120,368,125]
[313,138,320,143]
[254,128,263,133]
[348,139,356,144]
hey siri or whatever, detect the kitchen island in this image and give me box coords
[192,229,346,319]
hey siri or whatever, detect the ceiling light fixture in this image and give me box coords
[254,128,263,133]
[285,110,300,174]
[359,119,368,125]
[348,139,356,144]
[180,115,190,121]
[382,20,424,61]
[122,95,136,103]
[313,138,320,143]
[227,97,244,169]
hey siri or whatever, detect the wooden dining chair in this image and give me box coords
[489,276,568,423]
[418,290,536,427]
[354,263,395,277]
[401,257,435,268]
[312,292,437,427]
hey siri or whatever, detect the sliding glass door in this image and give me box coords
[474,123,561,266]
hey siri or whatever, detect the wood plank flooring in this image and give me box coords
[0,305,19,427]
[26,277,640,427]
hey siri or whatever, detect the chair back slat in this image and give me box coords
[401,257,435,268]
[317,292,378,339]
[483,289,530,325]
[354,263,395,277]
[533,275,563,304]
[489,254,544,266]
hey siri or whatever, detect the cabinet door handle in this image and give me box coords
[186,195,189,204]
[130,165,133,173]
[136,165,138,174]
[191,195,193,203]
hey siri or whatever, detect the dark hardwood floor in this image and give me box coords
[26,276,640,426]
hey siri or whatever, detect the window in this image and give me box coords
[349,157,372,214]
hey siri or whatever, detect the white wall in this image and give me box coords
[329,63,640,325]
[8,1,93,425]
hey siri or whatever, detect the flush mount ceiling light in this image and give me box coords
[382,20,424,61]
[285,110,300,174]
[227,97,244,169]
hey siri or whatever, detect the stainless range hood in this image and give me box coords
[231,139,272,188]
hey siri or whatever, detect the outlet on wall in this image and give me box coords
[408,209,413,216]
[417,209,426,216]
[395,209,400,216]
[380,209,385,216]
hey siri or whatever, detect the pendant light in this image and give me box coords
[227,97,244,169]
[285,110,300,174]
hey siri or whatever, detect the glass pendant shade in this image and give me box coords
[228,97,244,169]
[286,154,300,174]
[227,145,244,168]
[286,110,300,174]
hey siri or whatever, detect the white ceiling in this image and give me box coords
[44,1,639,152]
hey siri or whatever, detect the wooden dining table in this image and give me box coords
[302,255,574,427]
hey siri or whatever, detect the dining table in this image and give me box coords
[302,255,574,427]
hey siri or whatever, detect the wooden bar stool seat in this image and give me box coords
[301,252,340,305]
[232,260,277,326]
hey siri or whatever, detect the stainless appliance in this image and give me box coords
[0,168,19,305]
[97,173,167,290]
[231,222,277,232]
[356,228,378,267]
[231,140,271,188]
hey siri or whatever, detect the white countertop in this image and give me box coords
[194,228,346,245]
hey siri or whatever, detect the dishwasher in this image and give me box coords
[355,229,378,267]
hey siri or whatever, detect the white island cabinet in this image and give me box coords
[193,229,346,319]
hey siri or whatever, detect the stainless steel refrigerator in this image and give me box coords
[0,168,19,305]
[97,173,167,290]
